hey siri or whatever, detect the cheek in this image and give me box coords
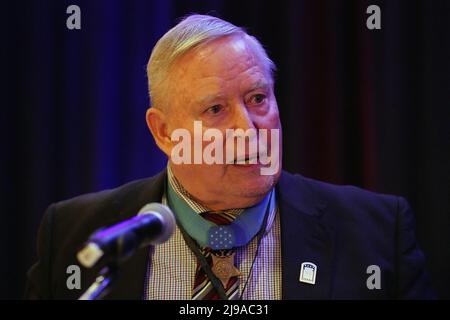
[168,114,197,139]
[255,100,281,129]
[268,98,281,126]
[167,116,184,135]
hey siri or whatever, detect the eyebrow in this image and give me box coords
[196,93,225,106]
[196,80,270,106]
[246,79,270,93]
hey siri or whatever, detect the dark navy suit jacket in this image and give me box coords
[26,170,436,299]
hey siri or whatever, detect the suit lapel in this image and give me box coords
[277,171,335,299]
[105,170,167,300]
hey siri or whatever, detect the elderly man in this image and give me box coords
[26,14,435,300]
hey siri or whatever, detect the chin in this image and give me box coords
[232,172,279,199]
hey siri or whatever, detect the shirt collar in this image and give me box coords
[166,164,276,248]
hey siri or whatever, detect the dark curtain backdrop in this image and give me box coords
[1,0,449,299]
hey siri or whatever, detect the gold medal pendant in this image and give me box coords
[211,252,242,287]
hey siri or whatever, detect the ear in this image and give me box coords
[146,107,172,157]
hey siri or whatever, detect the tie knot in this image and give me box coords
[200,211,236,225]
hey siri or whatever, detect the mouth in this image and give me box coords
[227,154,259,165]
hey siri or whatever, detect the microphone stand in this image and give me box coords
[78,264,119,300]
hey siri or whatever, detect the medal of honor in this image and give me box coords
[211,252,241,287]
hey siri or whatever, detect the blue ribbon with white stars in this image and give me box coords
[167,180,275,250]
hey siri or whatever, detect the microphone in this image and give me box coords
[77,203,176,268]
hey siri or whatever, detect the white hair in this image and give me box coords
[146,14,276,110]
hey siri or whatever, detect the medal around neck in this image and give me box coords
[168,184,275,250]
[211,252,242,287]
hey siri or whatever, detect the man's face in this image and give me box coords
[161,35,282,209]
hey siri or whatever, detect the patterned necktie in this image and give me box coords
[192,211,240,300]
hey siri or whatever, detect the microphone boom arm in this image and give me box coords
[78,265,119,300]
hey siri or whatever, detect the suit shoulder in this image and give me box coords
[50,172,165,228]
[38,172,166,263]
[54,177,151,213]
[281,171,404,220]
[301,175,400,205]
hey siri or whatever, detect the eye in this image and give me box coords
[249,94,267,105]
[205,104,223,115]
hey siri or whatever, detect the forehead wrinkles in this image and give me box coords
[166,37,267,109]
[196,38,260,81]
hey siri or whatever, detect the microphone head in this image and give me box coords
[138,202,176,245]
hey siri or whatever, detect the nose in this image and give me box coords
[232,101,256,131]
